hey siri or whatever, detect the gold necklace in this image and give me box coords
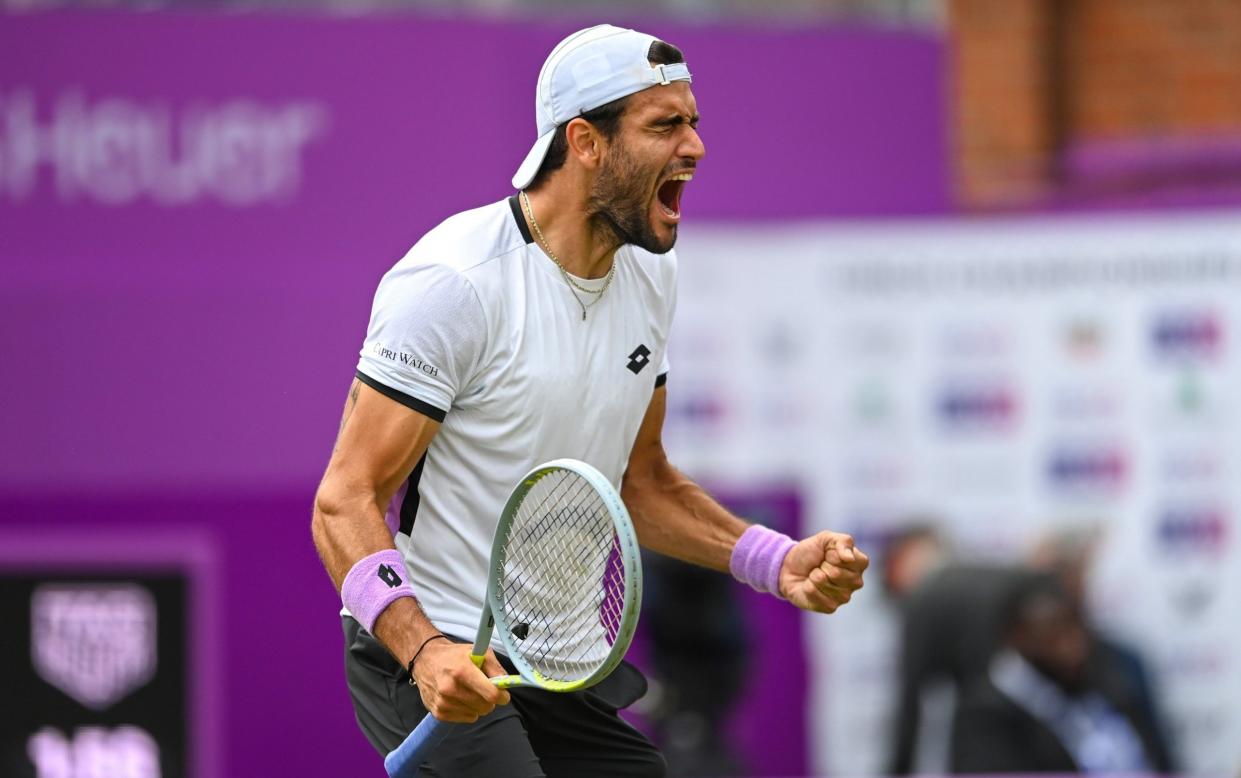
[520,190,617,321]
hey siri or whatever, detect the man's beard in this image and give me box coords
[586,142,676,255]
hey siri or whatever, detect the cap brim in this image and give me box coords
[511,130,556,190]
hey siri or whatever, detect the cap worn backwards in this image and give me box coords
[511,24,692,191]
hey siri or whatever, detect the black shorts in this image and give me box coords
[341,616,665,778]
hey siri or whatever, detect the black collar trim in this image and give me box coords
[508,195,534,245]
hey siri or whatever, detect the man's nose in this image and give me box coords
[681,126,706,161]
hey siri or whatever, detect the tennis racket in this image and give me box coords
[384,458,642,777]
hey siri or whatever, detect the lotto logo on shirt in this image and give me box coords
[372,344,439,377]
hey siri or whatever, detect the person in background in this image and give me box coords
[882,524,1024,774]
[950,573,1174,773]
[1028,526,1177,771]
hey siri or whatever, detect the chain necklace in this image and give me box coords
[520,190,616,321]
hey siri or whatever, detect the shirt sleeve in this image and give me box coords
[355,261,487,422]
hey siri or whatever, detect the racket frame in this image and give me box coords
[478,458,642,692]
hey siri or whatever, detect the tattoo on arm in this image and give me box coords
[334,379,362,446]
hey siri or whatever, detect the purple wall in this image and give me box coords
[1,10,948,777]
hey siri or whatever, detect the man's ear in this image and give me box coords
[565,117,604,171]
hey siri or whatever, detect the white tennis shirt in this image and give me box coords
[350,196,675,643]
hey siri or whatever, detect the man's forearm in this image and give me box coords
[621,458,749,571]
[311,492,441,669]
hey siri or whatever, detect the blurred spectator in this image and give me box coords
[949,573,1174,773]
[1027,525,1100,604]
[883,524,1025,774]
[1028,526,1178,771]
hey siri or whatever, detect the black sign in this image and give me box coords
[0,572,190,778]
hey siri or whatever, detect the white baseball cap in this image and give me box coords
[511,24,693,190]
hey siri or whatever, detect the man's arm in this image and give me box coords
[620,385,868,613]
[311,378,508,723]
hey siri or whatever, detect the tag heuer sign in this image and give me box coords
[31,584,158,710]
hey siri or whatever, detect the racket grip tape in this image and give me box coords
[384,714,454,777]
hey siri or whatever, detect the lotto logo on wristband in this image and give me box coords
[377,565,403,588]
[343,549,415,634]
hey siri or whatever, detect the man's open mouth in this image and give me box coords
[656,171,694,218]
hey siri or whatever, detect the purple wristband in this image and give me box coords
[729,524,796,596]
[341,549,416,634]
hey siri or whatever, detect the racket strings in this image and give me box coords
[496,470,629,683]
[502,479,608,678]
[505,476,615,664]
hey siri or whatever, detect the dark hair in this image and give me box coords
[1002,572,1075,632]
[525,40,685,191]
[878,522,944,598]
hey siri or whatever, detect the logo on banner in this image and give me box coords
[0,90,329,206]
[31,584,158,710]
[1159,643,1231,679]
[1052,385,1121,423]
[1150,310,1222,362]
[936,382,1018,433]
[1046,445,1127,494]
[851,378,896,427]
[1162,448,1222,485]
[1168,578,1221,620]
[1157,507,1228,554]
[1063,318,1108,361]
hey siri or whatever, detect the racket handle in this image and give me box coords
[384,658,493,775]
[384,713,455,777]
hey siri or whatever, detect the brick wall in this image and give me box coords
[950,0,1241,208]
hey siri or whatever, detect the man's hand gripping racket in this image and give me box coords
[384,459,642,777]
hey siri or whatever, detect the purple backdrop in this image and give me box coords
[1,10,948,777]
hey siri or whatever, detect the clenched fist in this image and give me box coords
[779,531,869,614]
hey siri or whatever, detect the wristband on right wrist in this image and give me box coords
[341,548,416,634]
[729,524,796,596]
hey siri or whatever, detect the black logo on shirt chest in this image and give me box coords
[627,344,651,374]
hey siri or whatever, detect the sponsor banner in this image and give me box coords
[666,211,1241,776]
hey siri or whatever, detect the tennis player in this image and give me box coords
[312,24,868,777]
